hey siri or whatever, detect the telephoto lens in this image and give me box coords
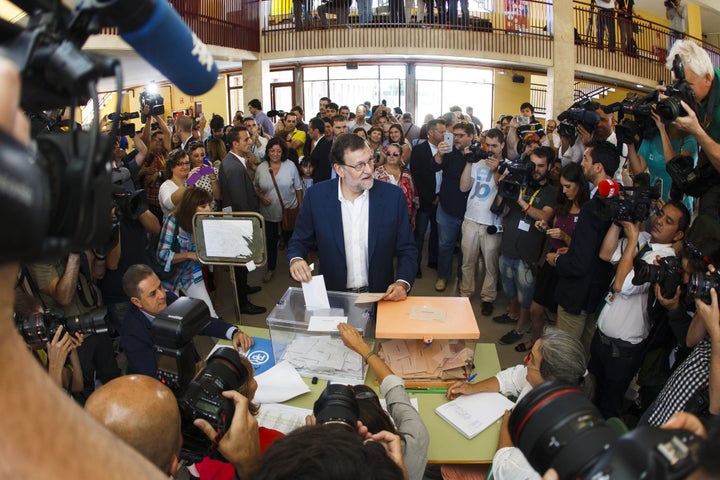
[313,383,359,430]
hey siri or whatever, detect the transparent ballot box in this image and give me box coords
[375,296,480,386]
[266,287,375,384]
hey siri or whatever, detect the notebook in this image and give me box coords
[435,392,516,439]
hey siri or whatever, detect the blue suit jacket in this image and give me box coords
[287,178,418,292]
[121,292,234,377]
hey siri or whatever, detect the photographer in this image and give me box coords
[494,147,557,347]
[458,127,503,314]
[26,251,121,401]
[641,236,720,426]
[590,201,689,419]
[139,107,172,223]
[662,40,720,214]
[666,0,687,44]
[85,374,262,479]
[120,264,253,377]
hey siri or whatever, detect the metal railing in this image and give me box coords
[573,1,720,82]
[100,0,261,52]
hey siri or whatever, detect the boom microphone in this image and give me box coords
[102,0,219,96]
[597,178,620,198]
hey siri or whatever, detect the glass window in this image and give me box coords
[304,80,328,116]
[270,69,294,83]
[304,66,328,81]
[416,65,442,80]
[328,65,377,80]
[379,65,406,79]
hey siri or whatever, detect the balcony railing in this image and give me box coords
[262,0,553,62]
[573,1,720,82]
[100,0,261,52]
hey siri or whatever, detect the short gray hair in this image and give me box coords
[538,327,586,386]
[666,40,714,79]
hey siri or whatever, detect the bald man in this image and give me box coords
[85,374,261,478]
[85,375,183,475]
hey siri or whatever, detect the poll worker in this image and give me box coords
[446,328,590,480]
[121,264,253,377]
[287,133,418,298]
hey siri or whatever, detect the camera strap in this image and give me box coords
[18,265,49,312]
[700,74,719,129]
[76,252,99,309]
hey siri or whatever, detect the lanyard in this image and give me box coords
[521,186,542,217]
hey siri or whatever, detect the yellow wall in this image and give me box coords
[493,70,533,123]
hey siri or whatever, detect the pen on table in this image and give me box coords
[464,373,477,384]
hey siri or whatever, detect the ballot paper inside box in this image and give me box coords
[266,287,375,384]
[375,297,480,386]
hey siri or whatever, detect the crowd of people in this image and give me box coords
[7,36,720,480]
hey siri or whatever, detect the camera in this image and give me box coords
[664,0,678,8]
[109,112,139,137]
[465,142,490,163]
[666,151,720,199]
[313,383,359,430]
[604,92,660,145]
[656,55,696,124]
[557,99,601,135]
[267,109,286,118]
[598,185,661,222]
[632,256,684,299]
[688,270,720,305]
[15,308,108,348]
[178,346,250,463]
[496,159,535,199]
[509,381,702,480]
[139,90,165,123]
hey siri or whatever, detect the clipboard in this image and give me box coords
[192,211,267,267]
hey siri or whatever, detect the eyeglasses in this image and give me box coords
[386,152,401,157]
[342,159,375,171]
[176,161,191,166]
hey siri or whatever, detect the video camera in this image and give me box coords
[139,90,165,123]
[598,182,661,223]
[557,99,601,138]
[109,112,139,137]
[509,381,702,480]
[633,256,684,299]
[666,151,720,199]
[497,158,535,199]
[604,92,660,146]
[15,308,108,348]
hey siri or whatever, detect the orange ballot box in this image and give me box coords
[376,297,480,386]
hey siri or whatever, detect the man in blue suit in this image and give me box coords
[288,133,418,299]
[120,264,253,377]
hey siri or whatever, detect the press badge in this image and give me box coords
[518,220,531,232]
[604,291,616,305]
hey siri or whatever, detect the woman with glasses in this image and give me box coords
[253,137,303,283]
[337,322,429,480]
[187,141,221,211]
[387,123,412,166]
[158,149,201,219]
[445,328,590,480]
[374,143,419,229]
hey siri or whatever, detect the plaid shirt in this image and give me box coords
[141,150,167,207]
[156,214,202,293]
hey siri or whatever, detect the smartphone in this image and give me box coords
[517,115,530,125]
[444,131,453,144]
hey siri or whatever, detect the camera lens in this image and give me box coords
[688,272,720,305]
[313,383,359,430]
[508,381,619,479]
[64,307,109,337]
